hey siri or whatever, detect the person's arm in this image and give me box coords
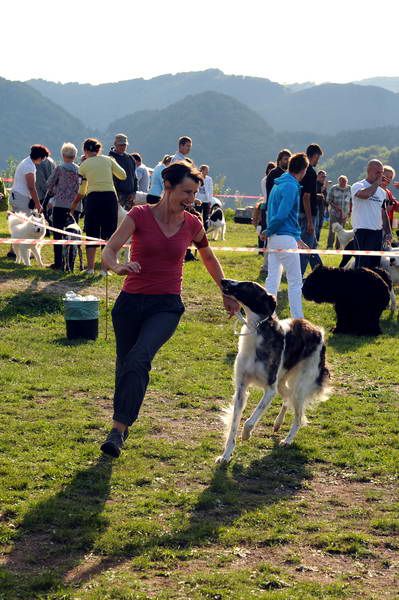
[354,178,382,200]
[25,172,42,211]
[46,166,58,196]
[111,158,127,181]
[302,193,313,233]
[193,228,239,316]
[102,215,140,274]
[382,206,392,240]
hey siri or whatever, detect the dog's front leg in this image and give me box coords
[216,379,248,464]
[242,386,277,441]
[31,245,44,267]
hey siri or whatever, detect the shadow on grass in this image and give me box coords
[327,315,399,353]
[1,456,112,596]
[63,444,311,586]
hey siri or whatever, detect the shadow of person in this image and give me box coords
[69,444,310,584]
[3,456,112,592]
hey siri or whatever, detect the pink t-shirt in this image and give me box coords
[122,204,203,295]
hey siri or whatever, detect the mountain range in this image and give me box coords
[1,69,399,193]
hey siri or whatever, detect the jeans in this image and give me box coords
[298,213,323,275]
[265,235,304,318]
[354,228,383,269]
[112,292,185,426]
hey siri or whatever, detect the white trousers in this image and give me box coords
[265,235,304,319]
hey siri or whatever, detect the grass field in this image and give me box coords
[0,212,398,600]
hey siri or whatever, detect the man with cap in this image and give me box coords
[109,133,137,210]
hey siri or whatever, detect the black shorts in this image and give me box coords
[84,191,118,243]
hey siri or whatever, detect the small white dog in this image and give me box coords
[331,222,354,249]
[8,211,46,267]
[207,205,226,241]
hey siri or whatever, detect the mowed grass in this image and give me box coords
[0,211,398,599]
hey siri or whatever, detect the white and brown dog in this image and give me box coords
[217,280,330,464]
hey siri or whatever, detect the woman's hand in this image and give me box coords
[223,294,240,317]
[114,261,141,275]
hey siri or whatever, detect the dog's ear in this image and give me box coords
[265,292,276,315]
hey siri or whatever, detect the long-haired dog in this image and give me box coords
[302,265,391,335]
[8,211,46,267]
[207,205,226,241]
[217,280,330,464]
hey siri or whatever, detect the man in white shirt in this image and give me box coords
[131,153,150,193]
[196,164,213,230]
[11,144,50,214]
[351,159,391,268]
[171,136,193,164]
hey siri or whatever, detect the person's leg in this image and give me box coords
[299,214,310,275]
[265,236,283,299]
[83,193,100,272]
[100,193,118,272]
[112,296,184,428]
[355,229,382,269]
[308,214,323,270]
[278,236,304,319]
[202,202,210,231]
[327,213,338,249]
[52,207,67,269]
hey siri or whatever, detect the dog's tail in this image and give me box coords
[220,403,235,442]
[312,344,331,405]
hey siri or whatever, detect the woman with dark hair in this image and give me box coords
[70,138,127,274]
[10,144,49,214]
[100,161,239,457]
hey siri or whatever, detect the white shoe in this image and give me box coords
[84,268,95,275]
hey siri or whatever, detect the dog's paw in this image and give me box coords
[279,438,293,447]
[242,422,253,441]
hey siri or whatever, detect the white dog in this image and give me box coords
[217,280,330,464]
[331,222,354,249]
[8,211,46,267]
[207,205,226,241]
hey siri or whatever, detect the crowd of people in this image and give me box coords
[255,145,399,318]
[3,134,217,272]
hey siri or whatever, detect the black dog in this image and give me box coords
[62,214,83,272]
[302,265,391,336]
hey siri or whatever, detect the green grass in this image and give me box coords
[0,212,398,599]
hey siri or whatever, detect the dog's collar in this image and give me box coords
[234,311,271,336]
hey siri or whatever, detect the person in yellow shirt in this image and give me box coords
[71,138,126,274]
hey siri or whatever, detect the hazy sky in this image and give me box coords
[4,0,398,85]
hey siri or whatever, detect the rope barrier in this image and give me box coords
[2,237,398,257]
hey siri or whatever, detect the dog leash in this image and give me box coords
[233,311,270,336]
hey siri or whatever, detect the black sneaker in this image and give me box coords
[100,428,125,458]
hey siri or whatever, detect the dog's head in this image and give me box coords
[29,212,47,234]
[221,279,276,317]
[302,265,339,304]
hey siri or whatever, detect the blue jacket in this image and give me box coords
[266,172,301,240]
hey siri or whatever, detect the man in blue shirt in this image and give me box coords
[265,153,309,318]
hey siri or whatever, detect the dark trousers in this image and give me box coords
[354,228,383,269]
[112,292,185,426]
[52,207,80,268]
[200,202,211,230]
[299,213,323,275]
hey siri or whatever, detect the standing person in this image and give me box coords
[351,159,391,269]
[326,175,352,248]
[46,143,81,270]
[70,138,127,275]
[171,136,193,164]
[0,176,8,209]
[99,162,239,457]
[147,154,172,204]
[256,161,275,256]
[299,144,324,275]
[265,153,309,319]
[260,151,291,276]
[10,145,50,214]
[382,166,399,229]
[36,155,56,205]
[315,170,328,242]
[109,133,137,211]
[196,164,213,230]
[266,150,292,200]
[131,153,150,193]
